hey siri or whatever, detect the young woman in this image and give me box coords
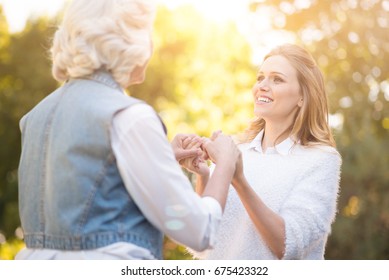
[184,44,342,260]
[15,0,240,260]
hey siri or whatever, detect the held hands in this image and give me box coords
[172,131,241,177]
[177,135,210,177]
[203,131,244,188]
[171,134,208,176]
[171,134,202,162]
[201,131,240,165]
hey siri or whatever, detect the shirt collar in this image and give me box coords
[247,129,296,156]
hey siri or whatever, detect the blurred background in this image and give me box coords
[0,0,388,260]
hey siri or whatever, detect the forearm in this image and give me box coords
[233,177,286,259]
[195,173,208,195]
[202,162,235,211]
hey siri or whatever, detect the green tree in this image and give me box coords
[0,14,58,244]
[131,5,255,139]
[0,5,15,243]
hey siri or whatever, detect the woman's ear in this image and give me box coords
[298,97,303,107]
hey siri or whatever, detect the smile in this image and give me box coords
[257,97,273,103]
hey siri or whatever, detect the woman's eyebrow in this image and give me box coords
[257,71,288,77]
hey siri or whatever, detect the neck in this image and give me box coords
[262,121,292,152]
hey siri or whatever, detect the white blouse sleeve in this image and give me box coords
[111,103,222,252]
[280,149,342,259]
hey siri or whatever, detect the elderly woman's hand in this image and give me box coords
[171,133,202,162]
[178,136,210,177]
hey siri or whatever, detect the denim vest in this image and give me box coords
[18,71,163,259]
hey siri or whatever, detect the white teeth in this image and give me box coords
[258,97,273,103]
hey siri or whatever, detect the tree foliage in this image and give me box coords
[131,6,255,138]
[0,10,58,248]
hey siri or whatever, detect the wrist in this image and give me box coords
[232,173,247,190]
[195,169,209,178]
[222,160,236,171]
[214,160,236,178]
[197,172,209,182]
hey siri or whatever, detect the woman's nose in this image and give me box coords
[258,80,270,92]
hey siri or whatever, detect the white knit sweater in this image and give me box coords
[191,130,342,260]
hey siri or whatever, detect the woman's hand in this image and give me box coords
[179,136,210,177]
[171,133,202,162]
[202,132,240,167]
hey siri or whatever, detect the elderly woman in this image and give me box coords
[16,0,239,260]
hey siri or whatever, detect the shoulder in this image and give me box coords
[116,101,157,120]
[307,145,341,164]
[294,144,341,161]
[288,144,342,180]
[301,147,342,186]
[113,101,165,135]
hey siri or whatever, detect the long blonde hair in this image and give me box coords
[238,44,336,147]
[50,0,156,88]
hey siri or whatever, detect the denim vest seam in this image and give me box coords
[76,185,97,240]
[76,152,116,237]
[39,84,70,236]
[24,231,161,252]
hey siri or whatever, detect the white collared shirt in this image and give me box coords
[16,103,222,260]
[247,129,300,155]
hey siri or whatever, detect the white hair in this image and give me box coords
[50,0,156,88]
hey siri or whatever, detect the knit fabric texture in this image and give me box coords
[190,132,341,260]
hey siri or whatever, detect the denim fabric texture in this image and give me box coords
[18,71,163,259]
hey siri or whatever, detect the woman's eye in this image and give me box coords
[273,76,283,83]
[257,76,264,82]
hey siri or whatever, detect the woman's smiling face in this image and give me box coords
[252,55,303,125]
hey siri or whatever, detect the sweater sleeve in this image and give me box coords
[280,149,342,259]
